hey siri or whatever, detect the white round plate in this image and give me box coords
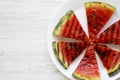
[47,0,120,80]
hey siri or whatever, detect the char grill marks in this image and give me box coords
[96,20,120,44]
[58,42,86,67]
[73,45,100,78]
[85,2,115,39]
[52,2,119,79]
[95,44,120,73]
[60,13,88,42]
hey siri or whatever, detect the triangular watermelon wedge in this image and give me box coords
[73,45,101,80]
[53,10,88,42]
[96,20,120,45]
[95,44,120,76]
[52,41,86,69]
[85,2,116,39]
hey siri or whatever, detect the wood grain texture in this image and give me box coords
[0,0,69,80]
[0,0,119,80]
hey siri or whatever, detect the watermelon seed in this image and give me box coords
[94,25,97,29]
[111,26,115,31]
[113,54,116,56]
[85,55,90,58]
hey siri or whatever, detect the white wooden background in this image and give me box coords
[0,0,119,80]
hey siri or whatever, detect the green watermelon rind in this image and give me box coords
[108,63,120,77]
[85,1,116,11]
[52,41,68,69]
[72,72,100,80]
[72,73,85,80]
[52,10,74,35]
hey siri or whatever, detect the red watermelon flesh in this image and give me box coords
[96,20,120,45]
[73,45,100,80]
[53,10,88,42]
[85,2,116,39]
[95,44,120,76]
[52,41,86,69]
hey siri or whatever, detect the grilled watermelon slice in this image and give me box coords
[53,10,88,42]
[52,41,86,69]
[96,20,120,45]
[95,44,120,76]
[73,45,100,80]
[85,2,116,39]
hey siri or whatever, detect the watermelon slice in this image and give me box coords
[52,41,86,69]
[85,2,116,39]
[96,20,120,45]
[53,10,88,42]
[73,45,101,80]
[95,44,120,76]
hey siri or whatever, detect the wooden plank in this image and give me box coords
[0,0,70,80]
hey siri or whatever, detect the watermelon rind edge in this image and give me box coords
[72,72,85,80]
[52,10,74,36]
[52,41,68,69]
[85,1,116,12]
[72,72,100,80]
[108,64,120,77]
